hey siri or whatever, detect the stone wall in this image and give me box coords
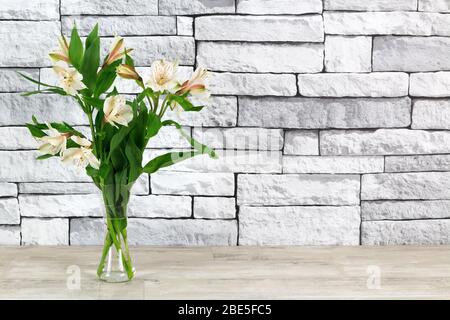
[1,0,450,245]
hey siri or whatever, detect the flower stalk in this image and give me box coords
[20,24,216,282]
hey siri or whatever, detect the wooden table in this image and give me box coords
[0,246,449,299]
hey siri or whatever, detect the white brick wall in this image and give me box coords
[1,0,450,246]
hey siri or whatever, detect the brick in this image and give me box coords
[324,0,417,11]
[0,127,38,150]
[145,149,282,174]
[18,175,149,195]
[0,199,20,224]
[298,73,409,97]
[238,174,360,206]
[239,97,411,128]
[385,155,450,172]
[194,197,235,219]
[21,218,68,245]
[362,220,450,245]
[0,69,38,92]
[321,129,450,155]
[0,0,59,20]
[62,16,176,36]
[193,128,283,150]
[0,93,85,126]
[412,99,450,129]
[196,15,324,42]
[210,73,297,96]
[0,183,17,197]
[410,72,450,97]
[177,17,193,36]
[197,42,323,73]
[325,36,371,72]
[362,200,450,221]
[283,156,384,174]
[0,21,60,67]
[361,172,450,200]
[61,0,158,15]
[159,0,235,15]
[164,96,237,127]
[237,0,322,14]
[284,130,318,155]
[151,172,234,196]
[129,195,191,218]
[147,125,191,149]
[102,36,195,66]
[419,0,450,12]
[373,36,450,72]
[324,12,450,36]
[70,218,238,245]
[0,151,90,182]
[0,226,20,245]
[239,206,360,245]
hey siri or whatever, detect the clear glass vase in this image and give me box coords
[97,184,135,282]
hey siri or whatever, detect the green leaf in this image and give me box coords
[36,154,53,160]
[82,95,104,110]
[124,51,135,67]
[94,60,120,97]
[162,120,217,158]
[86,166,99,179]
[143,151,201,174]
[50,122,85,137]
[80,35,100,91]
[26,123,46,138]
[125,141,142,182]
[109,126,130,154]
[168,94,204,112]
[146,111,162,140]
[17,72,59,89]
[85,23,98,50]
[21,87,67,97]
[69,25,84,70]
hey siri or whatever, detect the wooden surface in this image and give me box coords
[0,246,450,299]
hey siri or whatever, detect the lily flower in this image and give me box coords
[53,62,86,95]
[62,136,100,169]
[145,59,179,93]
[49,36,70,63]
[178,67,210,100]
[116,64,142,81]
[103,95,133,128]
[104,36,132,66]
[37,124,68,156]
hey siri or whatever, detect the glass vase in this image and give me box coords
[97,184,135,282]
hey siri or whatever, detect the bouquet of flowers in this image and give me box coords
[20,24,216,282]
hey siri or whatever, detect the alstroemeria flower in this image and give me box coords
[178,67,210,100]
[145,59,179,93]
[103,95,133,128]
[53,62,86,95]
[104,36,132,66]
[116,64,142,81]
[62,136,100,169]
[37,124,68,156]
[49,36,70,63]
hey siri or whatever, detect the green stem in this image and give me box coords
[87,110,98,155]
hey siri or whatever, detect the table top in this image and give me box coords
[0,246,449,299]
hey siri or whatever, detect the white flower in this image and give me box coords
[49,36,69,63]
[104,36,133,66]
[145,59,179,93]
[53,62,86,95]
[62,136,100,169]
[37,124,68,156]
[178,67,210,100]
[103,95,133,128]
